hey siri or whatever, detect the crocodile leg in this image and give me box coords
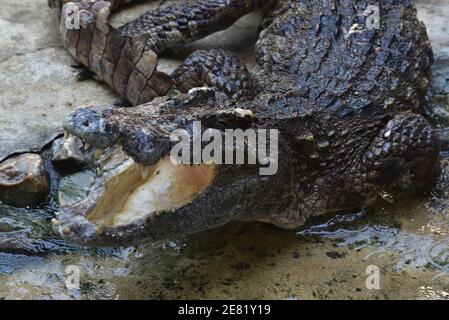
[118,0,268,52]
[55,0,268,106]
[57,0,166,105]
[170,49,252,98]
[359,113,440,196]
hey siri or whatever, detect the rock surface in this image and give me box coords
[0,154,49,207]
[417,0,449,126]
[51,135,85,168]
[416,0,449,58]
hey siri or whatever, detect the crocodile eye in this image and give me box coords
[82,120,90,127]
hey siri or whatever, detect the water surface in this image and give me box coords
[1,157,449,299]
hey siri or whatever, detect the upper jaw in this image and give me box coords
[63,108,121,150]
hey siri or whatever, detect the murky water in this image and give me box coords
[1,155,449,299]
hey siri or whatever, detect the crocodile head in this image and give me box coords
[54,91,297,246]
[54,90,440,247]
[55,144,227,246]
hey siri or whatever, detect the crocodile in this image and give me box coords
[49,0,441,246]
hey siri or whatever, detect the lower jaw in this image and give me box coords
[84,153,218,230]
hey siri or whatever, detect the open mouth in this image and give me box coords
[90,157,217,228]
[86,151,217,229]
[55,145,218,244]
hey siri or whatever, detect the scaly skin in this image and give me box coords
[50,0,440,246]
[50,0,266,104]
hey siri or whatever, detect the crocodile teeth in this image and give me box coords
[94,148,103,159]
[235,108,254,118]
[63,226,71,234]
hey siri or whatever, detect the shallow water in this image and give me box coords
[1,156,449,300]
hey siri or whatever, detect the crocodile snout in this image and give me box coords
[64,108,120,149]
